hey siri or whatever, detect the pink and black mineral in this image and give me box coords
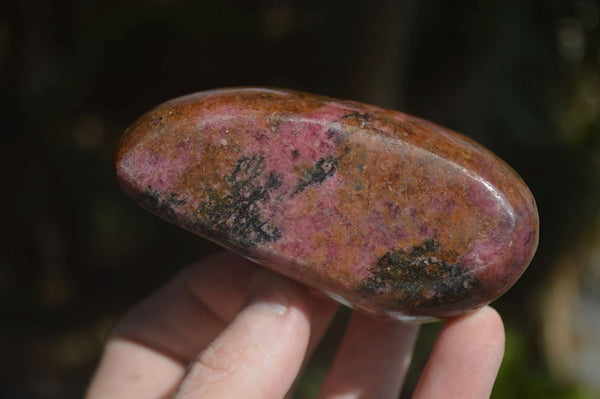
[114,87,539,322]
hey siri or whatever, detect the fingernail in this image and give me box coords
[246,270,290,316]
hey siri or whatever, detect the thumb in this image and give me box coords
[172,270,314,399]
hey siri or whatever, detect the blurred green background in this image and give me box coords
[2,0,599,398]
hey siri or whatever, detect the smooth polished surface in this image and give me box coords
[114,87,538,320]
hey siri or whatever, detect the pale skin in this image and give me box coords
[86,252,505,399]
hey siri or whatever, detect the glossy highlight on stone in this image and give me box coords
[114,87,539,321]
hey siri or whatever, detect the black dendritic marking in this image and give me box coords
[361,240,481,308]
[293,155,338,194]
[193,155,283,249]
[341,111,371,127]
[136,187,187,222]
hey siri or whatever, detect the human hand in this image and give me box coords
[86,252,505,398]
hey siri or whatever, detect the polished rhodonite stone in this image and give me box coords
[114,87,539,321]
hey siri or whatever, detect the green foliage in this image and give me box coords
[493,329,596,399]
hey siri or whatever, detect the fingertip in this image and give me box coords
[466,306,504,331]
[444,306,505,360]
[412,306,506,399]
[245,269,314,319]
[479,306,505,349]
[180,251,259,321]
[317,312,419,399]
[449,305,505,335]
